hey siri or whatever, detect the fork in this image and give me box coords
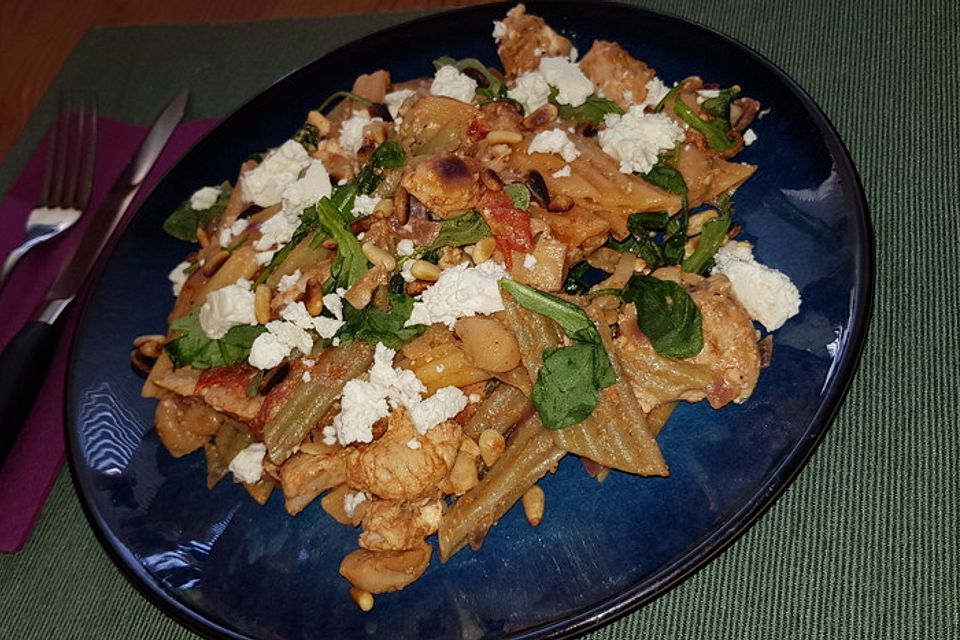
[0,92,97,291]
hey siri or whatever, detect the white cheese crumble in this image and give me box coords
[254,159,332,251]
[280,301,344,339]
[537,56,593,107]
[277,269,302,293]
[241,140,311,207]
[219,218,250,247]
[384,88,415,120]
[405,261,509,328]
[256,250,275,265]
[551,164,572,178]
[168,261,191,297]
[343,491,368,519]
[198,279,257,339]
[492,20,507,42]
[597,107,684,174]
[351,194,381,218]
[528,129,580,162]
[228,443,266,484]
[301,371,312,383]
[507,70,552,114]
[396,239,415,257]
[339,111,384,156]
[322,290,345,321]
[743,128,758,146]
[248,319,311,370]
[711,242,801,331]
[400,259,416,283]
[430,65,478,104]
[640,77,671,108]
[328,343,467,445]
[568,46,579,62]
[406,438,422,450]
[190,186,220,211]
[523,253,538,269]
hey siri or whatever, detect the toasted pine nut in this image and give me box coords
[372,198,395,219]
[448,450,480,494]
[306,110,331,135]
[305,278,325,316]
[547,193,574,212]
[478,429,505,467]
[196,227,211,248]
[202,250,230,277]
[410,260,440,282]
[480,168,504,191]
[471,237,496,264]
[405,281,431,296]
[362,242,397,271]
[522,104,559,130]
[485,129,523,145]
[522,485,545,527]
[394,186,410,225]
[255,284,272,324]
[460,437,480,456]
[687,208,719,236]
[350,588,375,612]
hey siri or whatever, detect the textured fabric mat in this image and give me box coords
[1,1,957,638]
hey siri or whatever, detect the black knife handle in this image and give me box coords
[0,321,59,465]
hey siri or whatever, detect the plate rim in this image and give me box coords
[64,2,875,638]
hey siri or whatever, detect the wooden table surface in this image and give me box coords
[0,0,488,166]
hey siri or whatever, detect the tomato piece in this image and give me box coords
[479,190,533,268]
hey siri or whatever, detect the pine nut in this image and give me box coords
[196,226,211,249]
[306,110,331,135]
[687,208,718,236]
[547,193,574,212]
[202,250,230,277]
[478,429,505,467]
[522,485,545,527]
[522,104,559,130]
[480,168,504,191]
[254,284,272,324]
[372,198,395,219]
[394,186,410,225]
[362,242,397,271]
[471,237,496,264]
[349,587,375,612]
[305,278,325,316]
[410,260,440,282]
[460,437,481,456]
[485,130,523,145]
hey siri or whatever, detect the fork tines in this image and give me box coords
[41,92,97,211]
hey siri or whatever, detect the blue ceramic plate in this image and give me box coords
[66,2,873,638]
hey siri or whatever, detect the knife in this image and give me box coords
[0,89,188,465]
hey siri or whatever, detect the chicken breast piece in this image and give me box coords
[496,4,573,76]
[358,496,443,552]
[579,40,656,109]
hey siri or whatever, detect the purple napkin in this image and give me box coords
[0,117,218,552]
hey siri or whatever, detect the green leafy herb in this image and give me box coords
[312,197,369,291]
[162,185,232,242]
[423,211,492,252]
[682,195,734,274]
[626,211,669,235]
[549,87,624,126]
[337,293,426,349]
[673,98,738,153]
[316,90,373,114]
[500,280,616,428]
[165,308,267,370]
[620,275,703,358]
[503,183,531,210]
[653,82,684,113]
[355,140,407,196]
[700,86,741,129]
[640,162,688,211]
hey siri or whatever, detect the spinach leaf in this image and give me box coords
[673,98,738,153]
[337,293,426,349]
[620,275,703,358]
[531,344,602,429]
[683,213,731,274]
[500,279,602,345]
[700,86,741,129]
[653,82,683,113]
[423,211,492,252]
[627,211,669,234]
[165,308,266,370]
[162,185,231,242]
[355,139,406,196]
[549,87,624,126]
[503,183,530,211]
[313,196,369,291]
[640,162,688,210]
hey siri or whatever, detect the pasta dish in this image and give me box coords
[133,4,801,610]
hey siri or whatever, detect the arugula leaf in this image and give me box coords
[620,275,703,358]
[700,86,741,130]
[165,308,266,370]
[337,293,426,349]
[683,213,731,275]
[355,140,406,196]
[423,211,492,252]
[503,183,530,211]
[549,87,624,126]
[531,344,602,428]
[313,197,369,291]
[673,98,738,153]
[162,185,231,242]
[501,279,602,345]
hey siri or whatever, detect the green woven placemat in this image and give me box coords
[2,1,958,638]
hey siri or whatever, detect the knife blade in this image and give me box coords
[0,89,189,465]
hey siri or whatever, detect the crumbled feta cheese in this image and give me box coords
[552,164,572,178]
[568,46,579,62]
[396,239,415,257]
[407,438,422,450]
[322,425,337,446]
[282,159,332,214]
[507,70,552,114]
[219,218,250,248]
[538,56,593,107]
[322,291,344,321]
[339,111,384,156]
[405,261,509,328]
[384,88,415,120]
[343,491,368,519]
[280,301,344,339]
[435,364,445,373]
[351,194,381,218]
[301,371,312,383]
[523,253,538,269]
[622,89,635,104]
[198,279,257,339]
[332,337,341,347]
[241,140,311,207]
[333,378,390,445]
[168,261,191,297]
[408,387,468,434]
[368,343,427,410]
[492,20,507,42]
[598,107,684,174]
[696,88,720,104]
[468,393,482,404]
[528,129,580,162]
[256,250,275,265]
[640,77,671,109]
[247,314,317,370]
[400,259,416,283]
[743,129,758,146]
[190,186,220,211]
[430,66,478,104]
[254,211,299,251]
[302,358,316,367]
[277,269,302,293]
[228,443,266,484]
[711,242,801,331]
